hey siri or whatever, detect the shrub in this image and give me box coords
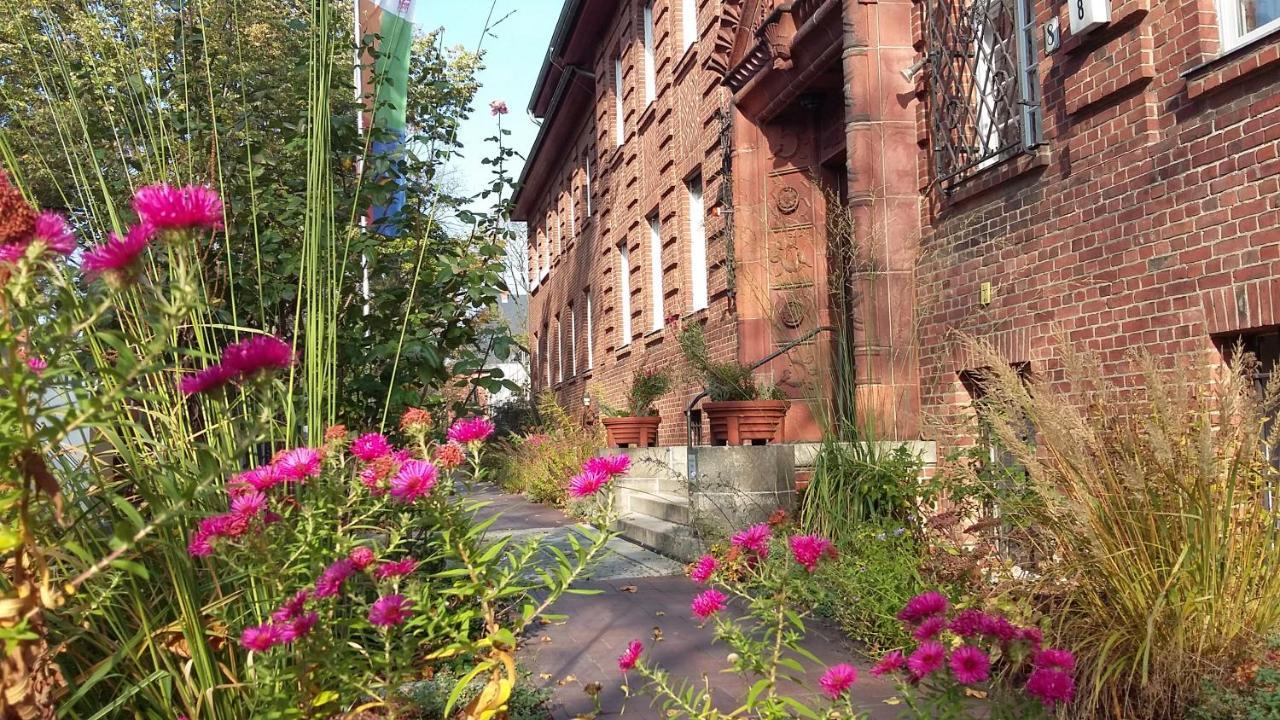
[799,431,926,544]
[1188,641,1280,720]
[491,392,603,505]
[678,323,782,401]
[962,338,1280,718]
[809,524,924,653]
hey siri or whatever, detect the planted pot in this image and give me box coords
[703,400,789,446]
[602,415,661,448]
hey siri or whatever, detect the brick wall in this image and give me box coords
[914,0,1280,442]
[524,0,739,446]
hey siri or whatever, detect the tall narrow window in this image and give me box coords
[553,209,561,256]
[584,289,595,369]
[529,238,539,286]
[569,184,578,239]
[618,244,633,347]
[686,175,707,311]
[556,314,564,383]
[585,157,594,217]
[541,328,551,387]
[1219,0,1280,49]
[568,304,578,377]
[682,0,698,51]
[614,54,625,145]
[643,3,657,104]
[539,231,549,281]
[648,214,664,331]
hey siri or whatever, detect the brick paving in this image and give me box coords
[472,486,900,719]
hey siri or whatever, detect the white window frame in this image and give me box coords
[618,244,633,347]
[614,54,626,145]
[1218,0,1280,50]
[648,214,664,331]
[585,157,594,217]
[569,184,577,239]
[584,289,595,369]
[569,304,578,377]
[539,230,549,282]
[643,2,657,104]
[686,175,707,311]
[556,314,564,383]
[682,0,698,51]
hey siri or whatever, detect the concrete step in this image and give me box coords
[627,492,692,525]
[613,512,705,564]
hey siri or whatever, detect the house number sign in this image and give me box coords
[1068,0,1111,36]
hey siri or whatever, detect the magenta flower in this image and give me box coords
[360,466,387,495]
[583,454,631,477]
[230,490,267,518]
[907,641,946,679]
[618,639,643,671]
[368,594,413,627]
[730,523,772,557]
[870,650,905,677]
[236,465,282,492]
[1034,648,1076,674]
[82,223,153,279]
[272,589,310,623]
[284,611,319,641]
[314,558,357,598]
[689,554,718,584]
[978,612,1018,644]
[349,546,376,570]
[447,416,495,445]
[26,357,46,374]
[567,469,610,498]
[788,534,836,572]
[691,589,727,620]
[187,530,213,557]
[374,557,418,580]
[947,608,988,638]
[132,184,224,231]
[1019,626,1045,648]
[240,623,285,652]
[275,447,323,482]
[489,99,509,116]
[390,459,438,503]
[1026,667,1076,708]
[351,432,393,462]
[949,645,991,684]
[179,363,234,395]
[913,614,946,641]
[31,212,75,255]
[898,591,949,624]
[819,663,858,699]
[220,335,295,377]
[0,244,24,264]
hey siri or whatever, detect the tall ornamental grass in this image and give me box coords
[964,337,1280,719]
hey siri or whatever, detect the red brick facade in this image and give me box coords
[516,0,1280,447]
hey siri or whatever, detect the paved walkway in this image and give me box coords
[471,486,900,720]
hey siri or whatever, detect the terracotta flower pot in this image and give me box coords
[602,415,662,448]
[702,400,789,446]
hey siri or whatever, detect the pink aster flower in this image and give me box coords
[489,100,509,116]
[31,212,75,255]
[390,459,438,503]
[819,663,858,699]
[1034,648,1076,674]
[1019,626,1045,648]
[618,639,643,671]
[870,650,905,677]
[374,557,417,580]
[82,223,153,280]
[132,183,224,231]
[978,613,1018,644]
[360,466,387,495]
[947,608,988,638]
[351,432,393,462]
[950,645,991,684]
[447,416,495,445]
[220,335,295,377]
[236,465,282,492]
[240,623,285,652]
[368,594,413,627]
[583,454,631,477]
[0,244,24,264]
[187,530,214,557]
[913,614,947,641]
[898,591,949,624]
[691,589,727,620]
[284,611,318,641]
[230,490,267,518]
[907,641,946,679]
[179,363,234,395]
[26,357,46,374]
[689,554,718,584]
[349,546,376,570]
[1025,667,1075,708]
[730,523,772,557]
[314,558,357,598]
[274,447,323,482]
[567,469,610,498]
[272,589,311,623]
[788,534,836,572]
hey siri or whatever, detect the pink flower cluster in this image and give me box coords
[433,442,466,469]
[875,591,1077,710]
[180,335,296,395]
[690,588,727,620]
[0,169,76,265]
[188,448,321,557]
[787,534,836,572]
[241,588,319,652]
[819,663,858,699]
[79,184,223,285]
[446,416,495,445]
[730,523,772,557]
[567,454,629,499]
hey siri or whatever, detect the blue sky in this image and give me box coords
[417,1,562,200]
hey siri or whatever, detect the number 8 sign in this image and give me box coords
[1068,0,1111,36]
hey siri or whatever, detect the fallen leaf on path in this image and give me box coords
[539,673,552,681]
[651,627,663,642]
[557,675,577,686]
[619,585,637,593]
[964,688,988,699]
[884,697,901,705]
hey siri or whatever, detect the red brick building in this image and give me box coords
[515,0,1280,447]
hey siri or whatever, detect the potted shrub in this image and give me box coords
[599,367,672,448]
[678,325,789,445]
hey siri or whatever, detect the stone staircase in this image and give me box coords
[612,459,705,563]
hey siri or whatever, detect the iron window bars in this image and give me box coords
[926,0,1043,192]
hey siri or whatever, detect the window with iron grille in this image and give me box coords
[926,0,1042,192]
